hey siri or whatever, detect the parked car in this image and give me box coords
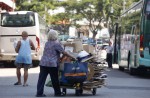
[66,36,77,42]
[82,38,96,46]
[58,34,70,41]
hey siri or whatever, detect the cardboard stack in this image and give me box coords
[61,38,107,91]
[83,44,95,54]
[82,63,107,89]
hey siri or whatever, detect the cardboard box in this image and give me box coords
[74,39,83,52]
[63,42,76,52]
[83,44,95,54]
[63,39,83,53]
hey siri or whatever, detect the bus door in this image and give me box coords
[119,33,130,67]
[143,0,150,59]
[131,25,140,67]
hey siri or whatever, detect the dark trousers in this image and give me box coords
[106,53,112,68]
[36,66,61,95]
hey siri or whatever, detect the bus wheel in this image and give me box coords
[129,67,137,75]
[119,66,124,71]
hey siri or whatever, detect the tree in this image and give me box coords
[15,0,56,23]
[51,0,107,39]
[52,0,128,39]
[15,0,137,38]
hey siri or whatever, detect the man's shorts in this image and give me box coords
[15,62,32,69]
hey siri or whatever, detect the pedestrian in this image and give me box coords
[104,41,113,68]
[36,30,75,97]
[14,31,35,86]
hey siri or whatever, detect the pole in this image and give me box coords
[114,22,118,64]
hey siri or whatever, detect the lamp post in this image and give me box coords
[113,22,118,64]
[108,3,119,64]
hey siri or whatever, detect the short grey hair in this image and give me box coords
[47,29,58,41]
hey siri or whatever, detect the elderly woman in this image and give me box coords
[36,30,74,97]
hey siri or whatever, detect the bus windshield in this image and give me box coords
[1,13,35,27]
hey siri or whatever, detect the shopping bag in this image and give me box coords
[63,61,88,83]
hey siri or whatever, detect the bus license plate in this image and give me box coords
[10,38,17,42]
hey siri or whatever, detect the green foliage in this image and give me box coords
[15,0,56,23]
[121,11,141,33]
[119,0,141,34]
[15,0,138,38]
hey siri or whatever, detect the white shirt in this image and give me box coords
[104,45,113,53]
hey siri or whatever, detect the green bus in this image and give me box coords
[117,0,150,74]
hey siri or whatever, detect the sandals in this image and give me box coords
[23,84,28,87]
[14,82,22,85]
[14,82,29,87]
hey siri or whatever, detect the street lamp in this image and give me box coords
[109,5,118,64]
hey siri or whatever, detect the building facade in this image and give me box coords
[0,0,15,12]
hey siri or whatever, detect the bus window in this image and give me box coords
[146,0,150,20]
[1,13,35,27]
[0,14,1,25]
[146,0,150,12]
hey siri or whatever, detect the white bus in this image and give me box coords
[0,11,48,67]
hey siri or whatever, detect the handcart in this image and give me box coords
[46,54,107,96]
[59,55,107,96]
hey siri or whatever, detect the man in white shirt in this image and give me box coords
[104,41,113,68]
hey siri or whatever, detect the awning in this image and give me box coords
[0,0,15,11]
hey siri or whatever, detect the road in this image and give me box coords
[0,64,150,98]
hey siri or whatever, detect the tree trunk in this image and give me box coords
[92,31,97,40]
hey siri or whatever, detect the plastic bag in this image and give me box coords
[63,61,88,83]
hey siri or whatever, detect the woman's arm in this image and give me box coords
[62,51,76,60]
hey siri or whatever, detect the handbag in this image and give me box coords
[63,61,88,83]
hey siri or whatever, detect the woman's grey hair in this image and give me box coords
[47,29,58,41]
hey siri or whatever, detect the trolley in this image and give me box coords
[46,56,107,96]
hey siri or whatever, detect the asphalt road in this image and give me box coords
[0,64,150,98]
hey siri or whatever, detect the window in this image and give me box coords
[1,13,35,27]
[146,0,150,12]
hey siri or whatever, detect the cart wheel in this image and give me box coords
[62,88,67,95]
[75,89,81,96]
[92,88,97,95]
[75,89,83,96]
[79,89,83,95]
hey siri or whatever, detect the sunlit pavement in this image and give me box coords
[0,67,40,77]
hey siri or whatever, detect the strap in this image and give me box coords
[64,73,86,76]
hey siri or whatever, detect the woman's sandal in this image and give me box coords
[14,82,22,85]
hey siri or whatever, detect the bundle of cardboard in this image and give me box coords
[62,38,95,54]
